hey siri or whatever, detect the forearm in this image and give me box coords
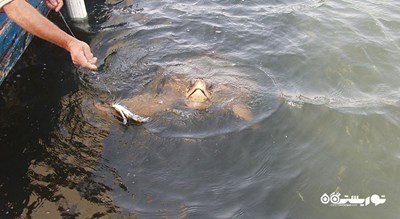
[3,0,74,52]
[3,0,97,70]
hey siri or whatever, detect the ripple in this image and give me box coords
[79,0,400,218]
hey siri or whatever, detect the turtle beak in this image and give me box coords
[186,87,194,98]
[202,87,211,100]
[185,79,212,100]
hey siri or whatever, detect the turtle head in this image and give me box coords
[185,79,212,109]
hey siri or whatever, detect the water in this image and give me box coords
[1,0,400,218]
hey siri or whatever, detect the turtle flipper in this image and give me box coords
[231,104,253,121]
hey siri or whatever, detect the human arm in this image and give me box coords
[3,0,97,70]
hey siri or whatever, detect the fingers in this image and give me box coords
[55,0,63,12]
[45,0,57,9]
[73,56,97,70]
[45,1,55,10]
[75,53,98,70]
[68,39,98,70]
[82,44,98,70]
[45,0,63,12]
[73,43,98,70]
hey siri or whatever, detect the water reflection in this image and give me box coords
[23,90,117,218]
[0,41,118,218]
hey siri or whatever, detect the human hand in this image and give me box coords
[67,39,98,70]
[44,0,63,12]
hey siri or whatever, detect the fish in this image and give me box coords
[112,103,149,124]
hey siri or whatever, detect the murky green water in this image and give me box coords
[1,0,400,218]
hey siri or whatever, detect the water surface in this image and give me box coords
[1,0,400,218]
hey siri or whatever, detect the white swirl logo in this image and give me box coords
[321,192,386,207]
[320,193,330,204]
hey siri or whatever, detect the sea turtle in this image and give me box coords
[95,68,253,123]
